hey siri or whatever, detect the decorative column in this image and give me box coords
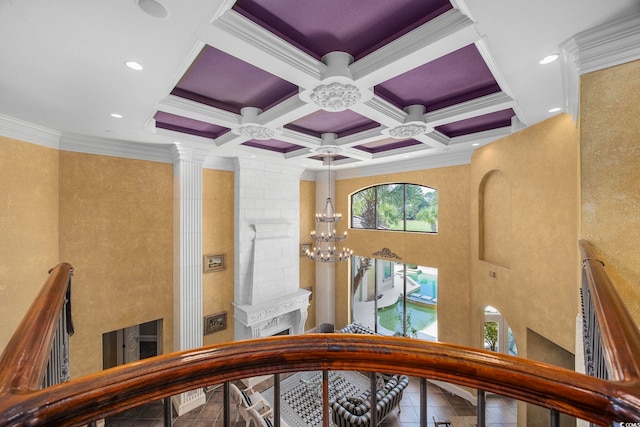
[314,169,336,326]
[171,143,208,415]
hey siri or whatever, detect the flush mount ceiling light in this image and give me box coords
[233,107,280,140]
[384,105,432,139]
[301,52,370,112]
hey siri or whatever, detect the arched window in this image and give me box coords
[351,183,438,232]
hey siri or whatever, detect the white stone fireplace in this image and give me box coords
[233,159,311,340]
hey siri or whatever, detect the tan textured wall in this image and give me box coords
[581,60,640,324]
[202,169,235,345]
[59,152,173,377]
[470,114,580,354]
[0,138,60,352]
[300,179,316,331]
[335,165,472,345]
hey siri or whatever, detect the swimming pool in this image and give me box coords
[407,271,437,298]
[377,299,437,337]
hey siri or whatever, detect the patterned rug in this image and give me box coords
[262,371,370,427]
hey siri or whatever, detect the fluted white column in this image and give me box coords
[171,143,207,415]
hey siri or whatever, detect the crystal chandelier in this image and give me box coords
[306,148,352,263]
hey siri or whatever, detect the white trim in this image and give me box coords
[0,114,61,149]
[561,11,640,121]
[59,134,174,163]
[336,150,472,180]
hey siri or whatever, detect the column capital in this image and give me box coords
[170,143,210,163]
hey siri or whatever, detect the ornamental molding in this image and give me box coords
[233,289,311,327]
[372,247,402,260]
[310,82,362,112]
[388,123,429,139]
[236,124,276,140]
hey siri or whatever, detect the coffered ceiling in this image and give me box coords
[0,0,635,171]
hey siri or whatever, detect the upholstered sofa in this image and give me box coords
[330,373,410,427]
[333,323,409,426]
[337,322,377,335]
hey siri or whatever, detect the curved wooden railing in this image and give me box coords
[1,259,640,426]
[580,240,640,382]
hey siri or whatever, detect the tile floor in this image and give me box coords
[105,375,517,427]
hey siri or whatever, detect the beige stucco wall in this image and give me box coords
[470,113,580,355]
[335,165,472,345]
[580,59,640,325]
[59,151,173,377]
[300,179,316,331]
[202,168,235,345]
[0,137,60,352]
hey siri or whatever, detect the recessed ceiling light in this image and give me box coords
[110,113,123,119]
[125,61,143,71]
[548,107,562,113]
[539,54,559,65]
[472,143,480,146]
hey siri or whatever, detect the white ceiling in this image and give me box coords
[0,0,636,172]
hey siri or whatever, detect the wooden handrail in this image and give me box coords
[580,240,640,381]
[2,259,640,426]
[1,334,640,426]
[0,263,73,393]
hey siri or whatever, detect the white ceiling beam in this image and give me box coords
[258,95,319,127]
[157,94,239,128]
[425,92,516,127]
[351,8,480,88]
[349,96,407,128]
[336,126,389,148]
[198,10,324,89]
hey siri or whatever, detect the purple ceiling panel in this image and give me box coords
[286,109,378,138]
[376,44,501,111]
[172,46,298,114]
[233,0,452,60]
[242,139,304,153]
[436,109,515,138]
[355,137,422,154]
[154,111,230,140]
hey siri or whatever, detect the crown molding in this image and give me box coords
[0,114,61,149]
[336,150,472,180]
[561,11,640,120]
[59,133,174,164]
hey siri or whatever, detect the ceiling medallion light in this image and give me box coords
[301,52,370,112]
[386,105,431,139]
[310,82,361,112]
[234,106,278,140]
[237,124,275,140]
[389,123,428,139]
[307,134,352,263]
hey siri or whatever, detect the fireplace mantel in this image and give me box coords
[233,288,311,339]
